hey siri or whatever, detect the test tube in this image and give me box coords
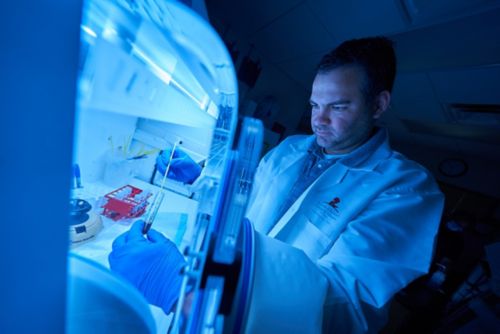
[142,140,182,234]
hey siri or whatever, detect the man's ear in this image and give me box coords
[373,90,391,119]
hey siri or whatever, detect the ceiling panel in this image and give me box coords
[400,0,500,25]
[307,0,409,40]
[206,0,304,37]
[392,8,500,72]
[249,2,336,63]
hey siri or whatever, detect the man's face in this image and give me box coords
[310,66,381,154]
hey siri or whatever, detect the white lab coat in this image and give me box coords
[244,129,444,333]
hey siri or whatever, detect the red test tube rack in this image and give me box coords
[101,185,152,221]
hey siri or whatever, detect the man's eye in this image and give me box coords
[331,105,347,111]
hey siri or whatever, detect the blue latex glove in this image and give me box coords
[109,220,186,314]
[156,147,202,184]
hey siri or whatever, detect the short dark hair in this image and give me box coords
[317,36,397,101]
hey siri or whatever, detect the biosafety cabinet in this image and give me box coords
[66,0,263,333]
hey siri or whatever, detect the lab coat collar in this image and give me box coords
[290,135,317,153]
[275,135,316,174]
[278,128,390,174]
[335,128,391,171]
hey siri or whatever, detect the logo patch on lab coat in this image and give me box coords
[309,199,341,226]
[327,197,341,212]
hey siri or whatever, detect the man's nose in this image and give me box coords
[314,107,330,124]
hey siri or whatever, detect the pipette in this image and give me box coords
[142,140,182,234]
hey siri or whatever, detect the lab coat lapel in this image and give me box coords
[269,162,349,238]
[251,136,313,234]
[275,136,313,174]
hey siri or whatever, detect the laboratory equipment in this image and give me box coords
[69,198,103,246]
[101,185,152,221]
[70,0,263,333]
[171,117,262,334]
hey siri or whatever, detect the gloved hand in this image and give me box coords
[109,220,186,314]
[156,147,202,184]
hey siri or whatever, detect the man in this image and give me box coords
[110,37,444,333]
